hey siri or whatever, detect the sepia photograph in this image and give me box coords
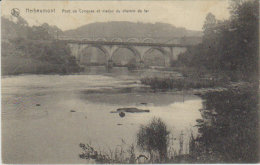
[1,0,259,164]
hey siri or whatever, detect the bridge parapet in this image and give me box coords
[60,39,190,47]
[57,36,191,45]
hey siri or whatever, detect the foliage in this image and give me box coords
[140,76,228,90]
[190,87,259,163]
[79,118,193,163]
[137,117,170,162]
[1,16,81,75]
[79,142,146,164]
[177,0,259,81]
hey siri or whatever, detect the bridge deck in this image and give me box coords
[58,39,190,47]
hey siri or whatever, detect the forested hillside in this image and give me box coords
[63,21,202,44]
[1,16,80,75]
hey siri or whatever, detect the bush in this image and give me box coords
[79,142,143,164]
[79,118,177,163]
[137,117,170,162]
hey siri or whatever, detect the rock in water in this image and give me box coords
[119,112,125,117]
[117,107,150,113]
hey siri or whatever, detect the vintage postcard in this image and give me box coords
[1,0,259,164]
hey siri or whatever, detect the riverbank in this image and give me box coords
[139,66,257,93]
[2,56,83,76]
[79,84,259,164]
[189,85,259,163]
[140,77,255,96]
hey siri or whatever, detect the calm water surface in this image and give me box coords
[2,67,202,163]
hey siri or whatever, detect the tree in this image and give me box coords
[17,16,28,27]
[137,118,170,162]
[177,0,258,81]
[230,0,258,80]
[194,88,259,163]
[202,13,217,39]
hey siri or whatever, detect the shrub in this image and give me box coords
[137,117,170,162]
[140,76,228,90]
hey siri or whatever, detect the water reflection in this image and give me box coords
[2,70,202,164]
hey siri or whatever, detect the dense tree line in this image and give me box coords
[184,1,259,162]
[178,0,258,81]
[2,16,81,75]
[189,87,258,163]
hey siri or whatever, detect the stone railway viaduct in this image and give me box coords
[59,37,191,67]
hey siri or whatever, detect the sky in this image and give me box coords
[2,0,231,31]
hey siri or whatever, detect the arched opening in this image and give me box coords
[143,48,168,67]
[127,38,139,43]
[142,38,155,43]
[111,38,123,42]
[79,46,108,66]
[111,47,140,67]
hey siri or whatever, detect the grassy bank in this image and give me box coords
[140,76,229,90]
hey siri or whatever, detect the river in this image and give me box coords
[2,67,203,164]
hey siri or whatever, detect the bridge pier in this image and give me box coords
[75,59,81,65]
[106,59,114,69]
[137,60,145,69]
[165,57,172,67]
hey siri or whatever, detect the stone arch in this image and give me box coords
[144,47,170,57]
[111,46,141,62]
[111,38,123,42]
[79,45,109,64]
[143,47,171,66]
[142,38,155,43]
[127,38,140,43]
